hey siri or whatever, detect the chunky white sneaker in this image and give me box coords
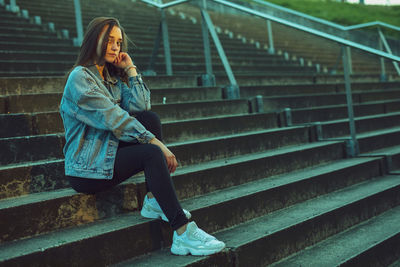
[170,221,226,256]
[140,195,191,222]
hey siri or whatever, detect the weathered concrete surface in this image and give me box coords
[0,159,66,199]
[153,99,249,121]
[170,127,310,166]
[272,206,400,267]
[0,182,139,243]
[162,113,278,143]
[320,112,400,139]
[0,134,64,165]
[357,127,400,153]
[216,175,400,266]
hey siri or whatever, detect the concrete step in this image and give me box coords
[0,159,66,200]
[0,86,222,114]
[162,112,278,143]
[202,174,400,266]
[353,127,400,153]
[290,99,400,124]
[0,50,291,66]
[0,34,70,44]
[260,90,400,112]
[113,157,392,266]
[319,112,400,139]
[1,153,383,265]
[0,112,63,138]
[240,82,400,98]
[0,76,199,95]
[271,206,400,267]
[0,140,344,241]
[0,123,310,179]
[0,134,65,165]
[0,133,342,201]
[362,145,400,173]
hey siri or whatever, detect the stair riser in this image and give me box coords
[0,142,344,243]
[359,131,400,153]
[340,232,400,267]
[263,95,347,112]
[0,76,199,96]
[233,185,400,266]
[153,100,249,122]
[0,112,64,138]
[170,142,346,201]
[172,127,310,166]
[0,87,222,114]
[0,143,352,264]
[321,115,400,139]
[0,135,64,165]
[0,161,66,200]
[392,153,400,170]
[0,183,139,244]
[163,113,278,143]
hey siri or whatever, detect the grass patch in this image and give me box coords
[248,0,400,37]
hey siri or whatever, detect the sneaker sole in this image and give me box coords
[170,243,225,256]
[141,208,192,222]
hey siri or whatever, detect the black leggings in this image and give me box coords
[67,111,189,230]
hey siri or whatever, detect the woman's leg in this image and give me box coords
[114,143,188,230]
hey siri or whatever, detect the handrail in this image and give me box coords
[251,0,400,33]
[212,0,400,62]
[140,0,189,9]
[345,21,400,32]
[140,0,400,156]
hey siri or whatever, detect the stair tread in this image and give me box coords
[114,171,400,266]
[0,155,384,261]
[216,174,400,247]
[272,205,400,266]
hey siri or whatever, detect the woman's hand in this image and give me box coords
[113,52,133,69]
[150,138,178,173]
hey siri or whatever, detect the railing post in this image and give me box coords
[144,22,162,76]
[342,46,359,157]
[377,27,400,77]
[199,0,240,98]
[8,0,19,12]
[73,0,84,46]
[199,0,215,86]
[161,8,173,75]
[266,19,275,55]
[378,35,387,82]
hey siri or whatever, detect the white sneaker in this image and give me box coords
[171,221,226,256]
[140,195,191,222]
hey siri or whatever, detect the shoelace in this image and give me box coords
[192,228,212,242]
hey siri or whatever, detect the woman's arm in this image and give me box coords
[119,74,151,114]
[63,67,155,144]
[150,137,178,173]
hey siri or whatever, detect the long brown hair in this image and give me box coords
[66,17,130,83]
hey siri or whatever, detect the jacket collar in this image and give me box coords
[87,64,118,85]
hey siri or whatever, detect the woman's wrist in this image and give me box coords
[124,64,137,76]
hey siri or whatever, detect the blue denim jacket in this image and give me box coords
[60,65,154,179]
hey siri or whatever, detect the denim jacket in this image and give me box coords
[60,65,154,179]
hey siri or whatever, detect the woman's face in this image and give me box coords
[98,25,123,64]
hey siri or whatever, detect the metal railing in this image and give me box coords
[5,0,400,156]
[248,0,400,76]
[140,0,400,157]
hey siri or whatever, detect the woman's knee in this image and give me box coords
[137,111,161,126]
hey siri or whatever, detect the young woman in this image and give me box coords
[60,17,225,256]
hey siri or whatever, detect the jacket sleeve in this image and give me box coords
[119,74,151,115]
[64,68,155,144]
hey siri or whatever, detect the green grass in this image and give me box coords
[248,0,400,38]
[255,0,400,26]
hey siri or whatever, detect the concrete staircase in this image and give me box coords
[1,0,400,266]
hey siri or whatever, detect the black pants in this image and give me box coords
[67,111,189,230]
